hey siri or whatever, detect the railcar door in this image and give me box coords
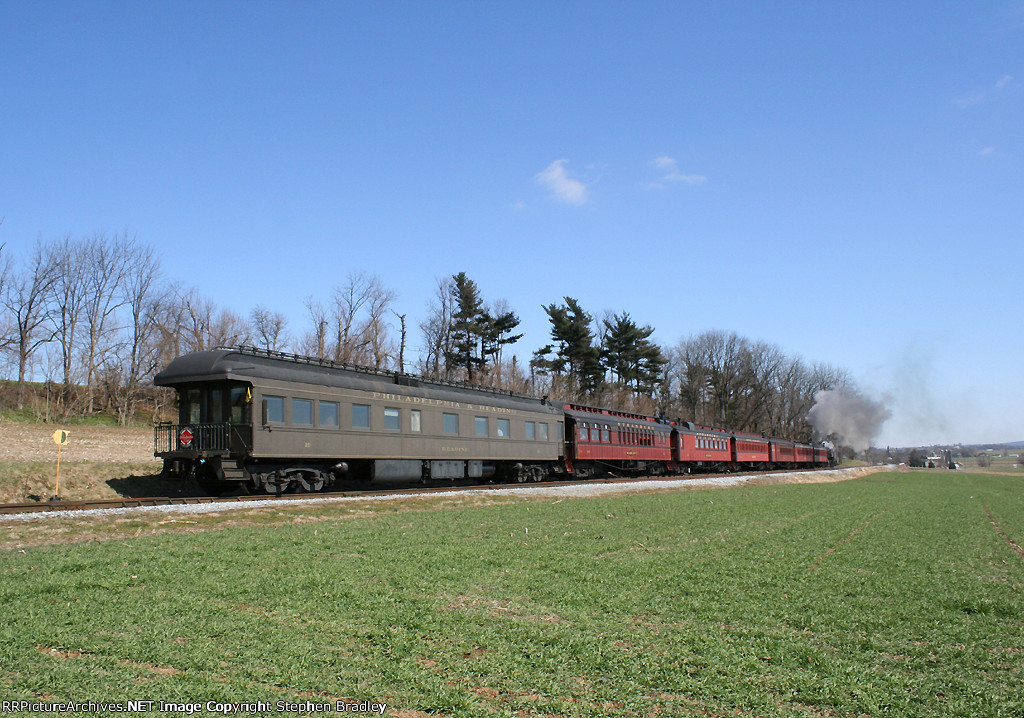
[564,415,578,472]
[228,385,253,454]
[669,427,680,471]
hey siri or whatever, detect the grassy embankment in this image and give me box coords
[2,470,1022,717]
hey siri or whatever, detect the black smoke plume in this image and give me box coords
[807,387,891,453]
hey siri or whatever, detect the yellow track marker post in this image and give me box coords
[52,429,69,500]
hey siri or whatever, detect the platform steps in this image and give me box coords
[220,458,250,481]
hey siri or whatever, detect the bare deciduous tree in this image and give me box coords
[419,275,455,379]
[82,233,133,412]
[250,305,289,352]
[331,271,376,363]
[300,297,329,358]
[3,240,58,408]
[661,331,848,441]
[362,280,395,370]
[46,235,87,413]
[110,241,163,424]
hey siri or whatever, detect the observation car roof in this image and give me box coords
[154,347,563,416]
[562,404,673,431]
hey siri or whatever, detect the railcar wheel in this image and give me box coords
[297,472,325,492]
[261,473,292,496]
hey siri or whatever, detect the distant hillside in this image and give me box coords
[992,441,1024,449]
[960,440,1024,452]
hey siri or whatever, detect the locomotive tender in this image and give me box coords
[154,347,831,495]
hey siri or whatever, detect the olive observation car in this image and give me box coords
[154,347,565,494]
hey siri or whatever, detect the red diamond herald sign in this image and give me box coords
[178,427,194,447]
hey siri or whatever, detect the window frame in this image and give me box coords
[292,398,314,426]
[475,416,489,437]
[352,403,371,429]
[443,412,459,435]
[264,395,285,425]
[319,401,339,428]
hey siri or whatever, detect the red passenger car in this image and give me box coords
[675,422,733,469]
[563,404,673,477]
[770,439,797,466]
[794,444,815,465]
[731,432,770,468]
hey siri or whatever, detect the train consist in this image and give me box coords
[154,347,833,495]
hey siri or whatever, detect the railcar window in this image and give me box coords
[443,413,459,435]
[320,401,339,428]
[210,390,224,423]
[184,389,201,424]
[497,418,509,438]
[525,421,536,440]
[352,404,370,429]
[474,416,488,436]
[602,426,610,442]
[410,409,422,433]
[385,407,400,431]
[230,388,250,424]
[539,423,549,441]
[293,399,313,426]
[264,396,285,424]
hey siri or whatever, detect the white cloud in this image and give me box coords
[649,155,706,186]
[979,145,997,156]
[535,159,589,206]
[955,75,1015,107]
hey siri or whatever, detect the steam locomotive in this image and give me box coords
[153,346,832,495]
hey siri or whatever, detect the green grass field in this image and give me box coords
[2,471,1022,717]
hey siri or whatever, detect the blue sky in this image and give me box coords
[2,1,1021,446]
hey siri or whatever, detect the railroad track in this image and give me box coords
[0,468,828,516]
[0,479,608,515]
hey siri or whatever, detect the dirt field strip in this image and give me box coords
[0,422,155,462]
[981,502,1024,561]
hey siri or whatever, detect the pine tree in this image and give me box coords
[540,297,603,395]
[443,273,522,384]
[600,313,666,396]
[447,272,486,381]
[481,308,523,368]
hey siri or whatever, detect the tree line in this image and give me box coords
[0,233,848,441]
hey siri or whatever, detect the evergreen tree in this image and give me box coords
[443,272,522,383]
[447,272,486,381]
[540,297,603,394]
[600,313,666,396]
[481,308,523,368]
